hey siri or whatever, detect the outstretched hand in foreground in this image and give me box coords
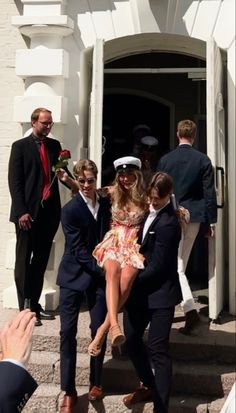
[0,309,36,366]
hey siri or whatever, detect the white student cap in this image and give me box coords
[113,156,142,173]
[141,135,159,147]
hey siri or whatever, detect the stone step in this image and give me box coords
[22,384,227,413]
[28,351,236,398]
[30,310,236,365]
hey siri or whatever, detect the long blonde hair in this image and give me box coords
[111,170,148,210]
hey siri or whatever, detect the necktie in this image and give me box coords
[40,140,50,200]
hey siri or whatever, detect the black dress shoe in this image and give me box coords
[179,309,200,335]
[35,318,43,327]
[36,309,55,320]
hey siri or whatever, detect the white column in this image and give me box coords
[3,0,74,310]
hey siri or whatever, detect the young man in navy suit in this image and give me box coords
[56,160,111,413]
[157,120,217,334]
[0,310,37,412]
[8,108,72,326]
[123,172,182,413]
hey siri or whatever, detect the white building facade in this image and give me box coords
[0,0,235,319]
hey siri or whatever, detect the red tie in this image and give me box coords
[40,140,50,200]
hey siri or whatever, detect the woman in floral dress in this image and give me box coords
[88,156,148,356]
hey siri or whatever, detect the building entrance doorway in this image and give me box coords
[101,51,208,295]
[79,34,226,320]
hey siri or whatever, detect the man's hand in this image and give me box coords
[18,213,34,230]
[0,309,36,366]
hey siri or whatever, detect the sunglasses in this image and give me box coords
[78,178,96,185]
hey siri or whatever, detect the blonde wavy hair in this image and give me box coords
[111,170,148,210]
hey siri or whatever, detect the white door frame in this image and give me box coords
[78,33,229,318]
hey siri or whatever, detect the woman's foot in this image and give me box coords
[88,326,107,357]
[109,324,126,347]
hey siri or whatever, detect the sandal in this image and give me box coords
[88,326,107,357]
[109,324,126,347]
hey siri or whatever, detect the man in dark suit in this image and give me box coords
[0,309,38,412]
[123,172,182,413]
[157,119,217,334]
[56,159,111,413]
[8,108,71,326]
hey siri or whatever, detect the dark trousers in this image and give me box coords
[59,285,107,394]
[124,305,175,413]
[14,203,60,311]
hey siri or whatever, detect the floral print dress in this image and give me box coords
[93,205,145,269]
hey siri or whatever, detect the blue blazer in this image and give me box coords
[0,361,37,413]
[158,144,217,224]
[56,193,111,292]
[129,203,182,309]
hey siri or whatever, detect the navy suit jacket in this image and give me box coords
[0,361,37,413]
[129,203,182,309]
[158,144,217,224]
[56,193,111,292]
[8,134,63,223]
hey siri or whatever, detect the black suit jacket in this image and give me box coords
[8,133,63,223]
[56,193,111,292]
[0,361,37,413]
[158,144,217,223]
[129,203,182,309]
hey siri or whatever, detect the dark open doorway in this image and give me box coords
[102,93,170,186]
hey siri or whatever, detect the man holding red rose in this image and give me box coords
[8,107,73,326]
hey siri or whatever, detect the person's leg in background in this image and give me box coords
[87,284,107,401]
[29,205,59,319]
[178,222,201,334]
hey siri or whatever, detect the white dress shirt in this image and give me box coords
[142,201,170,241]
[79,191,100,220]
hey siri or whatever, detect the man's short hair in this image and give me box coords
[177,120,197,139]
[73,159,98,179]
[31,108,52,122]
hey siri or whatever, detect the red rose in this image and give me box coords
[59,149,71,160]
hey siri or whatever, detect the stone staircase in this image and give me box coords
[1,305,235,413]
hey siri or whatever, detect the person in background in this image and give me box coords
[140,135,159,184]
[123,172,182,413]
[157,119,217,334]
[0,309,38,412]
[88,156,148,357]
[131,124,152,158]
[8,108,72,326]
[57,160,111,413]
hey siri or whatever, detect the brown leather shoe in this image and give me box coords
[60,394,78,413]
[88,385,104,401]
[123,386,154,409]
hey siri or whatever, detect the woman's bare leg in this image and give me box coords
[88,260,121,355]
[88,263,138,355]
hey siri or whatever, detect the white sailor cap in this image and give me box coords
[141,135,159,147]
[113,156,142,173]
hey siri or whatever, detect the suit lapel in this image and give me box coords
[28,135,41,167]
[141,203,172,246]
[142,213,160,246]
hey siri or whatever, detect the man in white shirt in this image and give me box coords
[56,159,111,412]
[123,172,182,413]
